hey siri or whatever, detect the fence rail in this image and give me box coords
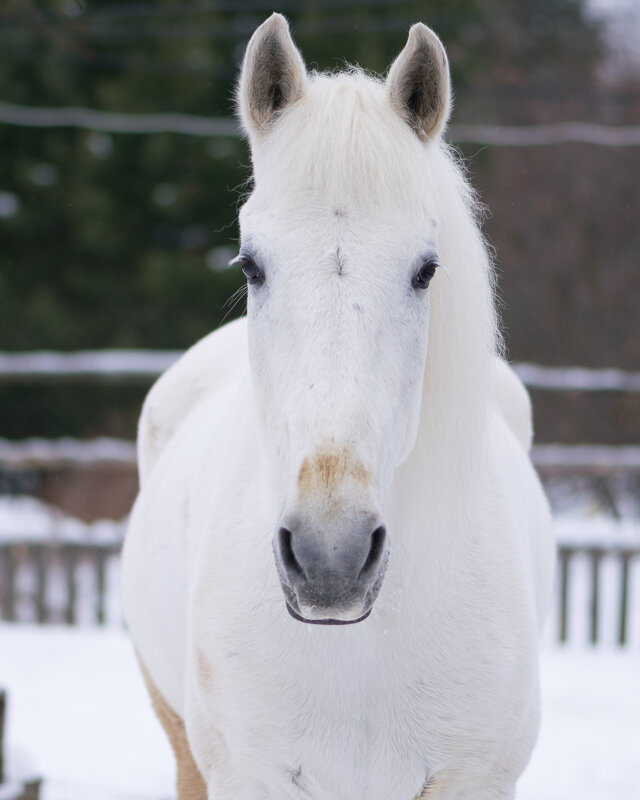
[2,350,640,391]
[0,437,137,469]
[3,436,640,473]
[2,101,640,147]
[0,349,179,383]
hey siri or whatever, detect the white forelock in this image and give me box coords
[250,69,434,209]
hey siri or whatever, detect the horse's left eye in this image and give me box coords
[240,257,264,285]
[412,259,438,290]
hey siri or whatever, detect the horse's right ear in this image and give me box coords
[237,13,307,140]
[386,23,451,141]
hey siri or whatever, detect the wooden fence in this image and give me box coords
[556,542,640,646]
[0,541,121,626]
[1,539,639,646]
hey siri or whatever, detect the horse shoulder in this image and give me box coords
[125,373,259,730]
[493,356,533,452]
[137,317,248,484]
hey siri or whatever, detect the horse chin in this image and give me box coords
[285,602,372,625]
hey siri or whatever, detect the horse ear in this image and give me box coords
[237,13,307,139]
[386,23,451,141]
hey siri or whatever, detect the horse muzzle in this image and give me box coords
[273,515,389,625]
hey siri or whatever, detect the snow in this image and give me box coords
[0,350,180,380]
[0,624,638,800]
[4,437,640,473]
[0,438,137,469]
[513,362,640,392]
[519,648,640,800]
[0,625,174,800]
[0,495,124,546]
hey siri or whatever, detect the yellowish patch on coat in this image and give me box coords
[137,655,207,800]
[298,446,370,498]
[416,775,443,799]
[197,647,213,689]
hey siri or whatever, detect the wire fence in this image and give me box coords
[0,351,639,474]
[1,436,640,472]
[2,100,640,145]
[1,349,639,389]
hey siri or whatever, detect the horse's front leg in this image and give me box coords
[137,656,207,800]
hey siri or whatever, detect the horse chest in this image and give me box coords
[188,509,533,799]
[191,609,494,800]
[206,651,438,800]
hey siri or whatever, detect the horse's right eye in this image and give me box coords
[240,257,264,285]
[412,258,438,290]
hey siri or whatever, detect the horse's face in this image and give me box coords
[237,15,451,624]
[239,202,436,622]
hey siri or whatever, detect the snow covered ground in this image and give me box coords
[0,624,173,800]
[0,624,639,800]
[0,495,125,546]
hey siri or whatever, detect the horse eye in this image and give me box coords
[412,259,438,290]
[240,256,264,285]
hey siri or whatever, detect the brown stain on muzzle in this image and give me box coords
[297,447,370,498]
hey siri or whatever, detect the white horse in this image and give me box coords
[123,14,555,800]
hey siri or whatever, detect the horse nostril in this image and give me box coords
[278,527,306,580]
[358,525,387,579]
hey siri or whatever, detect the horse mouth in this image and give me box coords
[285,602,372,625]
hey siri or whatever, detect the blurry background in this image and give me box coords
[0,1,639,799]
[0,0,638,446]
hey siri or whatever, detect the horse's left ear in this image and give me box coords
[386,23,451,141]
[237,13,307,140]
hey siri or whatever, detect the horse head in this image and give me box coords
[236,14,451,624]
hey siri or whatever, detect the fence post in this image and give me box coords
[35,546,47,624]
[589,548,603,645]
[618,552,631,646]
[0,552,7,621]
[96,549,107,625]
[6,545,17,623]
[558,547,572,643]
[17,778,42,800]
[65,546,76,626]
[0,688,5,783]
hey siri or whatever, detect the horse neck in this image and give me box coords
[382,159,498,610]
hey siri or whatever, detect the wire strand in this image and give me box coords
[1,101,639,145]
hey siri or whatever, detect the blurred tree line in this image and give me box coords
[0,0,637,444]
